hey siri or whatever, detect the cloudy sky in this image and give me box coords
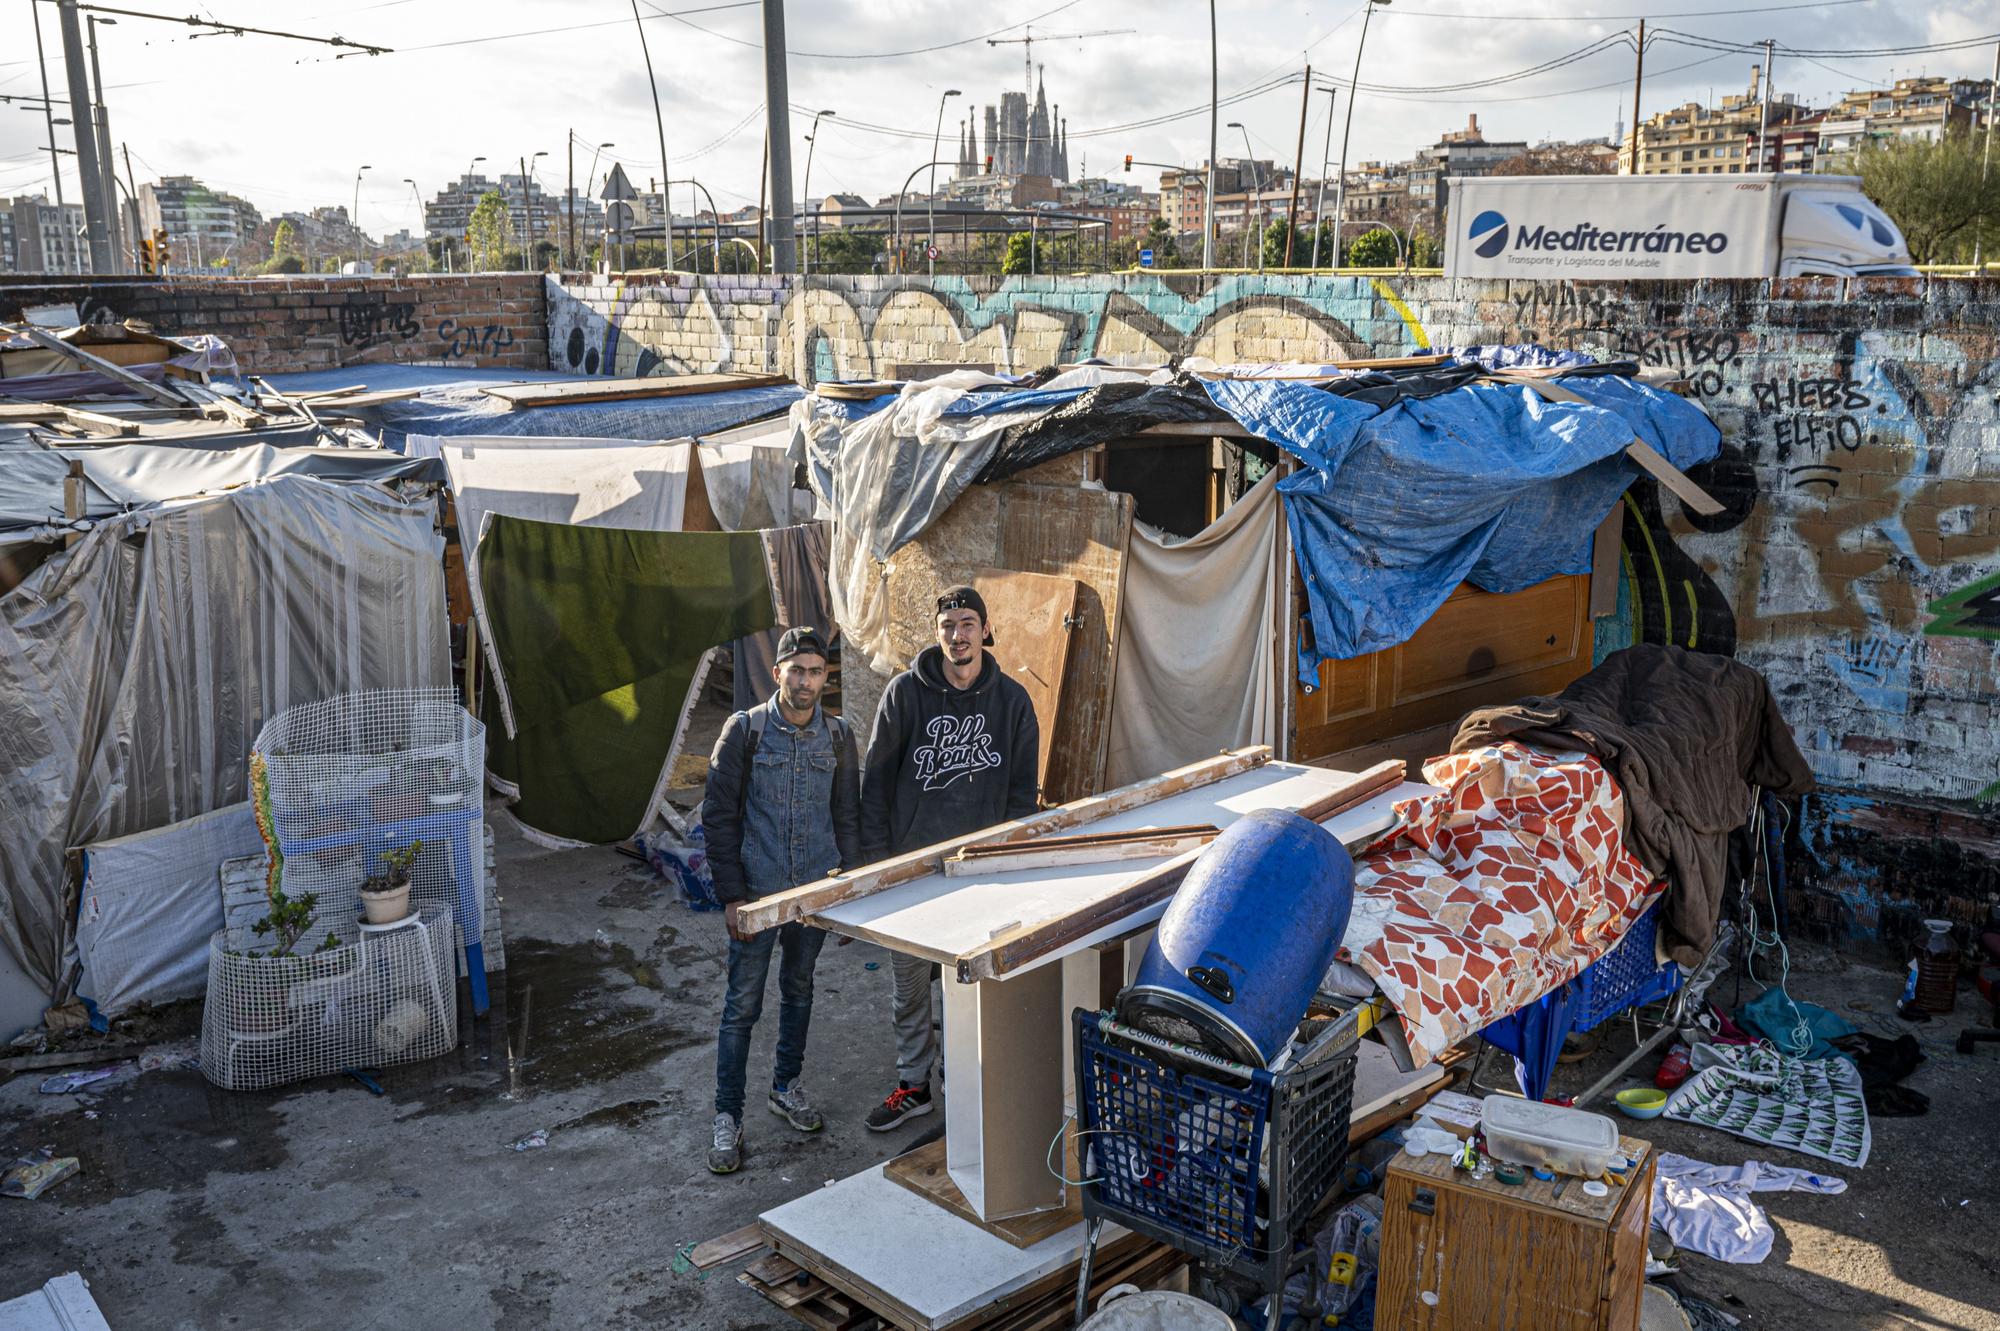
[0,0,1992,239]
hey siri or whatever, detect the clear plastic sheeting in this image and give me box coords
[0,475,448,999]
[200,905,458,1091]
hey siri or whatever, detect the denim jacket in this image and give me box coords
[704,694,862,903]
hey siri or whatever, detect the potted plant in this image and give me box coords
[359,840,423,925]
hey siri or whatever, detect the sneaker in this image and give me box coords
[864,1081,933,1133]
[707,1112,742,1173]
[768,1081,823,1133]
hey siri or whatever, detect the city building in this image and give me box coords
[0,209,15,272]
[136,176,262,271]
[1815,76,1992,165]
[1621,66,1807,175]
[960,73,1071,182]
[1407,115,1527,227]
[422,172,588,252]
[1157,161,1270,235]
[4,195,89,274]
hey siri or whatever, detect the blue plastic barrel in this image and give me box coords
[1119,808,1355,1067]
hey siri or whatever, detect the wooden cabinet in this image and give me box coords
[1375,1133,1655,1331]
[1294,574,1595,763]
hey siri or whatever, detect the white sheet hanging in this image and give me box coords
[1105,470,1281,787]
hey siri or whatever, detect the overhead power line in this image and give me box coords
[67,2,393,53]
[1382,0,1879,20]
[645,0,1087,60]
[1650,28,2000,58]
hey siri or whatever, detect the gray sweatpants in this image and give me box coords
[890,950,939,1088]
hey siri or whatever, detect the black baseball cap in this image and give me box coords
[936,586,995,645]
[776,625,829,663]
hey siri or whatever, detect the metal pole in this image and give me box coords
[1333,0,1381,270]
[1758,39,1775,173]
[802,133,818,276]
[929,89,960,279]
[628,1,674,269]
[86,16,122,269]
[518,158,528,269]
[56,0,111,272]
[121,142,140,272]
[1978,42,1997,266]
[762,0,797,273]
[757,128,770,272]
[1628,20,1646,175]
[1286,66,1310,268]
[1231,123,1259,270]
[31,1,64,215]
[1310,88,1337,268]
[567,135,575,269]
[1203,0,1217,269]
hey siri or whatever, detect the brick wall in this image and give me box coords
[551,271,2000,952]
[0,273,547,373]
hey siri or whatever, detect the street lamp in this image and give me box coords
[467,155,486,185]
[929,89,961,277]
[404,178,425,266]
[802,109,835,276]
[1333,0,1392,267]
[352,165,372,265]
[522,149,548,270]
[1204,0,1218,269]
[1310,87,1338,269]
[1227,121,1261,270]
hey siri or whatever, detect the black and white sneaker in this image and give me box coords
[768,1081,824,1132]
[707,1112,742,1173]
[864,1081,933,1132]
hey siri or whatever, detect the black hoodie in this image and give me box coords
[860,645,1041,861]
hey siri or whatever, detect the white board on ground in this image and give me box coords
[760,1164,1119,1330]
[811,762,1434,975]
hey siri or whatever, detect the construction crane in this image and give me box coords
[987,26,1134,100]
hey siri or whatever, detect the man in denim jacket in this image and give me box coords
[702,626,861,1173]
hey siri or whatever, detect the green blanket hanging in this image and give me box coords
[480,515,775,844]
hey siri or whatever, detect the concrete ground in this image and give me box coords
[3,812,1997,1330]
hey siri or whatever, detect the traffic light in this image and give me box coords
[139,227,170,275]
[1124,154,1133,173]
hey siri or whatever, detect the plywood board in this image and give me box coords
[943,964,1068,1221]
[810,761,1431,971]
[481,372,789,410]
[971,569,1078,794]
[759,1164,1111,1331]
[884,1139,1082,1248]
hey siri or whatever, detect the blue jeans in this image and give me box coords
[715,920,827,1119]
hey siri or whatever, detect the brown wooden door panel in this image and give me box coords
[972,569,1079,795]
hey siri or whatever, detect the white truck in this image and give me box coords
[1444,173,1915,280]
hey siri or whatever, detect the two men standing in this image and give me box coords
[703,588,1039,1171]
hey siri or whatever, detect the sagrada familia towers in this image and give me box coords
[956,71,1070,181]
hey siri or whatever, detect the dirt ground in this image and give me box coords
[2,809,1996,1330]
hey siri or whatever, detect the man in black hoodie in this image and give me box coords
[860,585,1040,1130]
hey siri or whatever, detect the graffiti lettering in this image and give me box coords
[1771,413,1865,459]
[1751,378,1872,413]
[338,297,419,348]
[436,318,516,361]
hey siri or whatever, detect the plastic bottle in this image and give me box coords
[1654,1041,1693,1090]
[1914,918,1959,1015]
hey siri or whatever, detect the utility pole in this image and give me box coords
[56,0,113,273]
[1978,42,1997,266]
[519,157,529,270]
[567,135,576,270]
[30,1,64,215]
[631,0,675,267]
[1310,88,1337,268]
[1333,0,1387,270]
[1758,39,1775,173]
[1203,0,1217,269]
[86,16,123,270]
[757,128,770,272]
[1286,65,1310,268]
[763,0,798,274]
[121,143,140,272]
[1628,20,1646,175]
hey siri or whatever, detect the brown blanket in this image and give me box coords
[1452,644,1815,966]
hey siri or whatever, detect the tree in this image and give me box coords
[1001,230,1045,275]
[465,190,511,272]
[1854,130,1999,265]
[809,227,884,274]
[1408,230,1443,268]
[1143,216,1180,268]
[271,219,303,264]
[1345,227,1402,267]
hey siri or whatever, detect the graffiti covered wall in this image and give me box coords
[550,271,2000,948]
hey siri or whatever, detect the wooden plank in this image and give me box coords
[4,324,187,407]
[62,460,85,548]
[1590,503,1623,620]
[735,747,1271,933]
[687,1221,769,1271]
[942,832,1216,877]
[953,759,1406,983]
[951,824,1219,858]
[481,371,790,410]
[815,380,902,401]
[883,1139,1081,1250]
[1624,437,1724,517]
[178,381,270,428]
[0,1043,147,1075]
[972,569,1079,796]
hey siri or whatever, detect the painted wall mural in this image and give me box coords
[547,272,2000,946]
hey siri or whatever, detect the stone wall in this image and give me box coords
[0,273,547,373]
[551,271,2000,952]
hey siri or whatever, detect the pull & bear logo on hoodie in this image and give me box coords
[911,714,1003,790]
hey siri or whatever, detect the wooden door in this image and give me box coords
[973,569,1079,795]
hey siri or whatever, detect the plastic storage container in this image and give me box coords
[1480,1097,1620,1178]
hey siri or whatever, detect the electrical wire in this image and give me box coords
[1650,28,2000,58]
[1383,0,1881,19]
[644,0,1086,61]
[323,1,757,58]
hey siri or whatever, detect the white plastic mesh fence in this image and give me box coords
[200,907,458,1091]
[252,688,485,942]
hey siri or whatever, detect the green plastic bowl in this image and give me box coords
[1615,1087,1669,1119]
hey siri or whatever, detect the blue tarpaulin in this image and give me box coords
[1203,373,1720,684]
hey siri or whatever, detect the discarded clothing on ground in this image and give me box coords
[1335,741,1659,1067]
[1736,987,1856,1061]
[479,516,773,845]
[1835,1032,1929,1117]
[1663,1040,1871,1168]
[0,476,447,998]
[1455,644,1816,966]
[1650,1152,1846,1264]
[1105,471,1280,786]
[1207,369,1719,674]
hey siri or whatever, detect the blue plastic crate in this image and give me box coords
[1073,1010,1355,1270]
[1572,900,1681,1032]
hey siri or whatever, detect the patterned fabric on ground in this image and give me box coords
[1664,1040,1871,1168]
[1338,742,1660,1067]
